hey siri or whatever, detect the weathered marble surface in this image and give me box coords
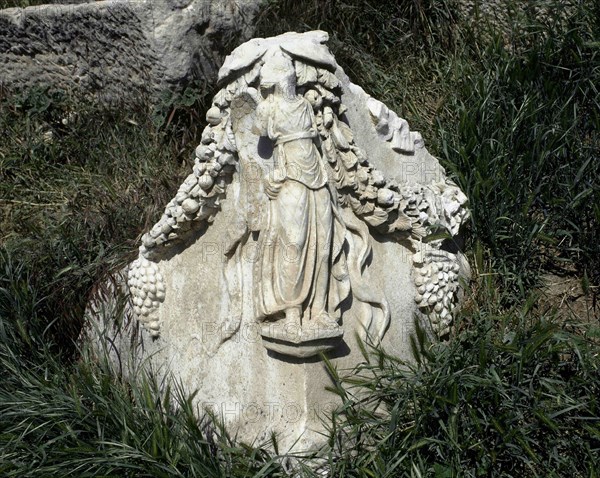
[86,30,469,452]
[0,0,263,103]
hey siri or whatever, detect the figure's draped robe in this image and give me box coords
[255,96,349,323]
[213,91,389,345]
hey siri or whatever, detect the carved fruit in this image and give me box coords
[304,89,322,109]
[142,235,154,248]
[218,152,235,166]
[201,126,213,144]
[195,144,213,160]
[376,188,395,206]
[193,163,207,176]
[198,173,214,190]
[206,107,222,125]
[175,192,188,204]
[160,222,171,235]
[371,169,386,187]
[182,198,200,214]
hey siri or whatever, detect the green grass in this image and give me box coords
[1,0,599,476]
[0,313,288,477]
[323,302,599,476]
[0,84,213,355]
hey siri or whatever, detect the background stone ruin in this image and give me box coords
[0,0,264,104]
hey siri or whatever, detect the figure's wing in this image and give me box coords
[222,91,265,253]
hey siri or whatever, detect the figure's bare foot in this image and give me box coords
[312,313,341,331]
[278,307,302,340]
[283,307,301,325]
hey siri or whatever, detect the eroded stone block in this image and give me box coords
[86,30,470,452]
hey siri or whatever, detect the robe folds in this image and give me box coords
[216,91,389,343]
[255,95,349,322]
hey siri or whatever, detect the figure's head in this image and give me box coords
[259,49,296,94]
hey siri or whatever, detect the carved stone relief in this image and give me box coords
[127,31,469,357]
[82,31,472,451]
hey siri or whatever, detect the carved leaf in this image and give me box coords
[341,170,356,189]
[322,137,337,164]
[315,84,337,104]
[243,61,262,86]
[280,43,337,72]
[338,150,358,170]
[388,212,412,232]
[361,186,378,200]
[218,39,267,82]
[336,118,355,144]
[355,200,375,215]
[318,69,340,90]
[331,121,350,151]
[363,208,389,227]
[295,61,318,86]
[214,89,229,109]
